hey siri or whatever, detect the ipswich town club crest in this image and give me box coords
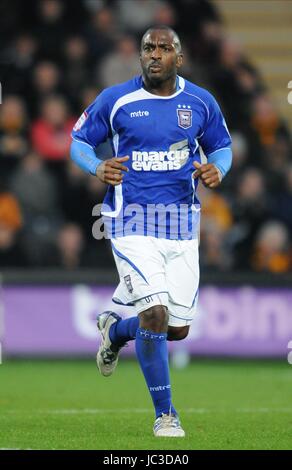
[124,275,133,293]
[177,105,192,129]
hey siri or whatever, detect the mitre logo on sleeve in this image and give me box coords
[177,105,192,129]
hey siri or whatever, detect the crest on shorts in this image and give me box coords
[124,275,133,293]
[177,105,192,129]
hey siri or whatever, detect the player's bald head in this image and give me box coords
[141,26,182,55]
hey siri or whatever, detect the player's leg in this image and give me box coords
[135,302,185,437]
[167,325,190,341]
[135,304,172,416]
[96,236,167,376]
[96,313,189,378]
[108,302,190,348]
[97,300,185,436]
[100,314,189,349]
[108,314,139,346]
[96,294,167,377]
[146,237,199,435]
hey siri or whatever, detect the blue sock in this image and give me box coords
[135,328,176,418]
[109,316,139,346]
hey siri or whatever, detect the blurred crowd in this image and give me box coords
[0,0,292,272]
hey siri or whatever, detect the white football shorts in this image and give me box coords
[111,235,199,327]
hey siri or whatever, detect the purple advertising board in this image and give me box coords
[1,285,292,358]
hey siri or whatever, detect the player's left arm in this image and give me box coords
[193,93,232,189]
[193,147,232,189]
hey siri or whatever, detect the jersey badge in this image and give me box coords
[177,105,192,129]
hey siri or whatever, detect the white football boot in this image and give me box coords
[153,413,185,437]
[96,311,124,377]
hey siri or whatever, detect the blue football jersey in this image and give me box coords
[72,75,231,239]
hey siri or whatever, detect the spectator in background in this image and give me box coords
[251,221,291,273]
[229,132,248,170]
[83,0,107,14]
[154,3,176,29]
[192,19,223,65]
[251,93,291,149]
[63,36,92,112]
[33,0,66,62]
[222,131,249,196]
[0,96,28,160]
[199,184,233,271]
[44,221,112,269]
[3,34,38,97]
[98,35,141,88]
[176,38,212,87]
[200,222,233,272]
[263,134,292,192]
[85,7,117,61]
[60,160,91,232]
[0,190,27,267]
[49,222,86,270]
[9,152,63,265]
[56,158,113,268]
[270,164,292,236]
[28,61,64,117]
[0,0,24,43]
[210,37,263,127]
[79,86,101,110]
[199,184,233,233]
[232,167,271,269]
[116,0,166,37]
[169,0,221,41]
[31,95,75,162]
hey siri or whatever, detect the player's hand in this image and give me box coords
[192,161,222,189]
[96,156,129,186]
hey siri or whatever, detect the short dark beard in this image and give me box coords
[142,66,169,87]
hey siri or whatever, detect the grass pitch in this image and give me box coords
[0,358,291,450]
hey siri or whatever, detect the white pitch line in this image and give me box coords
[3,407,292,415]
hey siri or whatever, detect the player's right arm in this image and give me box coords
[95,155,129,186]
[70,90,129,186]
[70,139,129,185]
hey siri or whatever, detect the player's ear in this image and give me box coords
[176,53,183,69]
